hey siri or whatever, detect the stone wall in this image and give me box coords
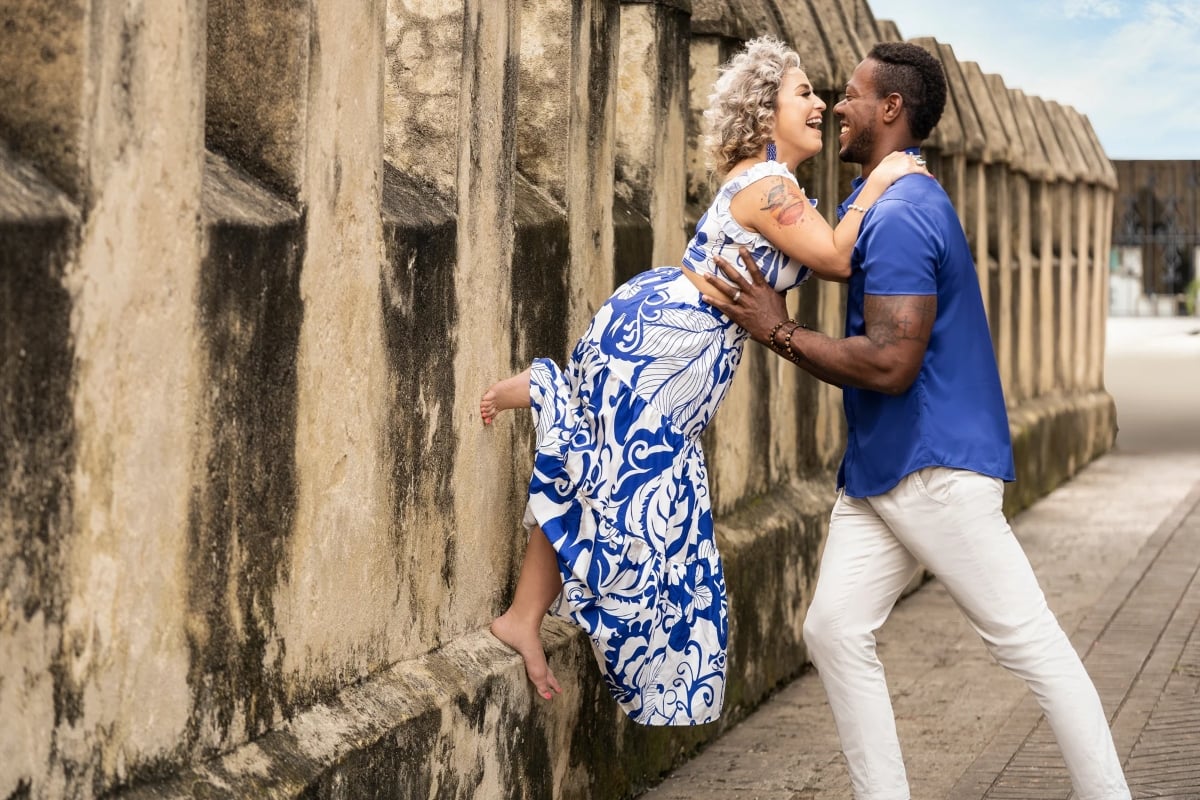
[0,1,1115,798]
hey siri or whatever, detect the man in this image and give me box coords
[701,42,1129,800]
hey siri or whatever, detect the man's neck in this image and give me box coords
[860,143,922,180]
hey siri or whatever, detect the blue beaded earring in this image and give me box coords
[766,141,777,161]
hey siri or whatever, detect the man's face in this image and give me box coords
[834,58,880,165]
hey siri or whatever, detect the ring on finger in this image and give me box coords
[731,289,743,304]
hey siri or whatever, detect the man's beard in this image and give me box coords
[839,122,875,165]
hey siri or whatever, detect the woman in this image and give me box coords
[481,36,927,725]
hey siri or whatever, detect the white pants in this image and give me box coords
[803,467,1129,800]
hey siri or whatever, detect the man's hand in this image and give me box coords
[699,246,790,344]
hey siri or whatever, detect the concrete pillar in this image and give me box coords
[1053,100,1094,391]
[0,1,207,794]
[380,1,474,656]
[991,161,1015,394]
[1015,94,1059,398]
[1070,107,1117,392]
[72,0,206,783]
[684,36,721,215]
[1027,97,1071,393]
[1057,176,1076,390]
[447,0,522,630]
[1035,181,1057,399]
[787,3,860,478]
[910,39,967,225]
[936,45,990,319]
[983,71,1028,402]
[1014,173,1036,403]
[1084,122,1118,391]
[1052,102,1095,392]
[1009,89,1048,403]
[615,0,690,269]
[519,0,619,338]
[279,0,393,693]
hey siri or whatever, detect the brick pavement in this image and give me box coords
[639,454,1200,800]
[952,481,1200,800]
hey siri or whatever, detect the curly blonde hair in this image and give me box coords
[703,36,803,177]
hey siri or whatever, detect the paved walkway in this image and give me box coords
[641,318,1200,799]
[951,470,1200,799]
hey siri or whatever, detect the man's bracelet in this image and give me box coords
[768,320,789,350]
[768,318,808,360]
[783,320,806,362]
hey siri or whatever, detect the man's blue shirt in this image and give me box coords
[836,166,1015,497]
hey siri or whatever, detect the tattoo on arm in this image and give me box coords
[769,294,936,393]
[864,295,937,348]
[761,178,809,226]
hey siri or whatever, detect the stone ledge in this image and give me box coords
[111,390,1115,799]
[112,476,837,799]
[1006,388,1117,517]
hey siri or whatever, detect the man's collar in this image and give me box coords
[839,147,924,216]
[849,147,923,191]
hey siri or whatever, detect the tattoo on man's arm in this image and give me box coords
[864,295,937,348]
[761,179,809,226]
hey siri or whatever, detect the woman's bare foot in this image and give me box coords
[490,612,563,700]
[480,368,531,425]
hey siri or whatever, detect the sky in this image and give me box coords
[864,0,1200,160]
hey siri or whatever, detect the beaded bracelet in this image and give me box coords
[846,203,868,214]
[768,319,808,361]
[768,319,790,351]
[783,321,803,362]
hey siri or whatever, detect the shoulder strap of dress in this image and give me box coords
[720,160,798,199]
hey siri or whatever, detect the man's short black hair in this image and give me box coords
[868,42,947,141]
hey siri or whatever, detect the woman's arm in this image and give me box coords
[729,151,927,281]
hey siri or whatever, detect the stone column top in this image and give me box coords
[689,1,785,46]
[983,73,1029,170]
[1008,89,1056,182]
[962,61,1010,166]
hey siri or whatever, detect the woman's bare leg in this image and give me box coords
[480,368,532,424]
[490,526,564,700]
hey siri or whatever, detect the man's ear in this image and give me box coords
[881,92,905,124]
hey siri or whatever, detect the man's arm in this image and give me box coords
[780,294,934,393]
[700,247,935,395]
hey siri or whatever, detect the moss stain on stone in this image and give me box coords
[381,162,459,633]
[185,158,304,753]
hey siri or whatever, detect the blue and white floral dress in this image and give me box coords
[525,160,811,725]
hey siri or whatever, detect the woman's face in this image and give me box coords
[771,68,827,163]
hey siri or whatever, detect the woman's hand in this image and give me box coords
[869,150,931,187]
[699,246,791,345]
